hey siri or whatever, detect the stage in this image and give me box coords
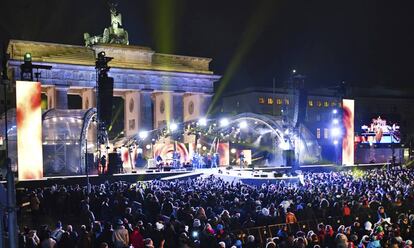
[6,162,391,189]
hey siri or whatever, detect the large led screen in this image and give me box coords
[16,81,43,180]
[358,116,400,144]
[342,99,354,166]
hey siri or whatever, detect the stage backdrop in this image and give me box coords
[342,99,354,166]
[16,81,43,180]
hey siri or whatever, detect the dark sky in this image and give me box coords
[1,0,414,92]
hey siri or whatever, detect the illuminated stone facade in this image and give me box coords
[6,40,220,136]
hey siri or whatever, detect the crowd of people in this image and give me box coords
[17,167,414,247]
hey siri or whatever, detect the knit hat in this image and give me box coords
[193,219,201,228]
[155,222,164,230]
[234,240,242,248]
[116,219,123,225]
[262,208,270,216]
[364,221,372,231]
[247,235,255,242]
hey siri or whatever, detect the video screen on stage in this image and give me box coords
[357,116,400,144]
[16,81,43,180]
[342,99,354,166]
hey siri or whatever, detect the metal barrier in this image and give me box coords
[232,216,345,245]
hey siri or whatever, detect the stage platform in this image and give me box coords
[4,162,391,189]
[12,169,202,189]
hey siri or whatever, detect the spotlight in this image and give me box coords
[331,127,341,137]
[170,123,178,131]
[138,131,148,139]
[198,117,207,126]
[332,109,338,114]
[239,121,248,129]
[145,144,151,150]
[332,119,339,125]
[220,118,229,127]
[333,140,339,145]
[230,148,237,154]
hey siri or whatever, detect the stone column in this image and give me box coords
[45,86,56,109]
[81,88,96,109]
[153,92,172,129]
[55,84,69,109]
[183,93,213,122]
[124,91,140,137]
[172,91,184,123]
[140,89,154,130]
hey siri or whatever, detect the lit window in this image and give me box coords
[285,99,290,105]
[316,128,321,139]
[324,101,329,107]
[276,99,282,105]
[308,100,313,107]
[324,128,329,139]
[317,101,322,107]
[267,98,274,105]
[258,98,265,104]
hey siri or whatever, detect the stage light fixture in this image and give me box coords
[333,140,339,145]
[220,118,229,127]
[278,141,290,150]
[138,131,148,139]
[332,118,339,124]
[230,148,237,154]
[331,127,341,137]
[239,120,248,129]
[170,123,178,131]
[145,144,151,149]
[332,109,338,114]
[198,117,207,126]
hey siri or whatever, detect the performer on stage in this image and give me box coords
[156,154,163,170]
[192,152,200,169]
[239,152,245,169]
[100,155,107,174]
[172,151,180,168]
[212,153,220,168]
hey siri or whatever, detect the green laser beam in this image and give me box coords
[208,0,276,114]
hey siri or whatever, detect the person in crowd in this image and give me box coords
[113,219,129,248]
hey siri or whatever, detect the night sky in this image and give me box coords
[1,0,414,93]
